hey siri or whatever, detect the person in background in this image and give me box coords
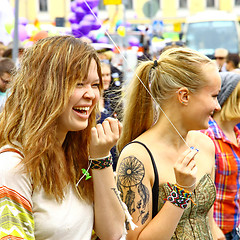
[99,60,116,121]
[226,53,240,74]
[116,47,221,239]
[0,57,15,110]
[214,48,229,72]
[0,42,7,58]
[98,60,119,171]
[97,47,123,121]
[0,35,125,240]
[201,72,240,240]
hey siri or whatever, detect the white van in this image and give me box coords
[182,10,240,58]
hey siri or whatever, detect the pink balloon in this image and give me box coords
[11,24,28,41]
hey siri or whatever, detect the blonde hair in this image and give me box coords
[0,35,103,202]
[117,47,214,152]
[220,81,240,121]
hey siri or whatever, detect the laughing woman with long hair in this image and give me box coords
[0,36,124,240]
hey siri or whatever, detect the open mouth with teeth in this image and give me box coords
[73,106,90,115]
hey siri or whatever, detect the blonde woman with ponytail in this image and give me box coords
[116,47,221,239]
[0,36,124,240]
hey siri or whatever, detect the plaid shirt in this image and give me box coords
[201,117,240,234]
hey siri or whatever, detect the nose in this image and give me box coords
[83,85,95,99]
[215,100,221,112]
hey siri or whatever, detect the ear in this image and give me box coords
[176,87,189,105]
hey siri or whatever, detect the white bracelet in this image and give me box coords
[176,181,196,189]
[88,153,111,161]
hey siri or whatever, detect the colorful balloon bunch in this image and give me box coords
[5,17,29,42]
[69,0,101,39]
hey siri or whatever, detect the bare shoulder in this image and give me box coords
[188,131,215,163]
[188,130,215,150]
[117,141,153,167]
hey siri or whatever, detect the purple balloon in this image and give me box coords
[71,23,83,38]
[69,14,78,24]
[86,31,96,42]
[71,23,79,30]
[91,21,101,30]
[75,6,85,20]
[84,14,95,22]
[97,36,109,44]
[78,21,92,35]
[128,36,139,47]
[19,17,28,26]
[80,0,100,11]
[92,6,98,16]
[70,1,77,12]
[76,0,83,7]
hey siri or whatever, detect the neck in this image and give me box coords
[213,112,239,144]
[151,116,188,149]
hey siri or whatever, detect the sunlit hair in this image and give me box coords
[220,81,240,121]
[0,35,103,202]
[117,47,215,152]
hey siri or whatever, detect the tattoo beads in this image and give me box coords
[167,183,193,209]
[89,154,113,170]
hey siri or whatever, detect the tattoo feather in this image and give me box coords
[138,183,149,209]
[125,188,135,214]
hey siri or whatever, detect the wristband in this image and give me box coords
[89,154,113,170]
[167,183,192,209]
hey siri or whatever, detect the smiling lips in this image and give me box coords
[73,106,90,115]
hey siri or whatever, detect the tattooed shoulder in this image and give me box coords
[117,155,150,229]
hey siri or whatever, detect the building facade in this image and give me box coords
[9,0,240,28]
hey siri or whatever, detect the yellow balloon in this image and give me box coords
[5,22,14,34]
[117,26,126,37]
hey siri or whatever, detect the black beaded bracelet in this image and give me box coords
[89,155,113,170]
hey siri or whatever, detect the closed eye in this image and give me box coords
[93,83,100,88]
[76,83,84,87]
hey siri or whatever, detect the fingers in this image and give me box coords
[174,147,199,191]
[89,118,121,158]
[94,118,120,138]
[180,148,199,167]
[103,117,121,136]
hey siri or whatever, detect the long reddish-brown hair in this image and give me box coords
[0,35,103,202]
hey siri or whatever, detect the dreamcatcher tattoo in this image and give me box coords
[117,156,150,229]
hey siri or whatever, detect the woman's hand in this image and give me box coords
[89,117,122,158]
[174,148,198,191]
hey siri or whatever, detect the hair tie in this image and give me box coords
[153,59,158,68]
